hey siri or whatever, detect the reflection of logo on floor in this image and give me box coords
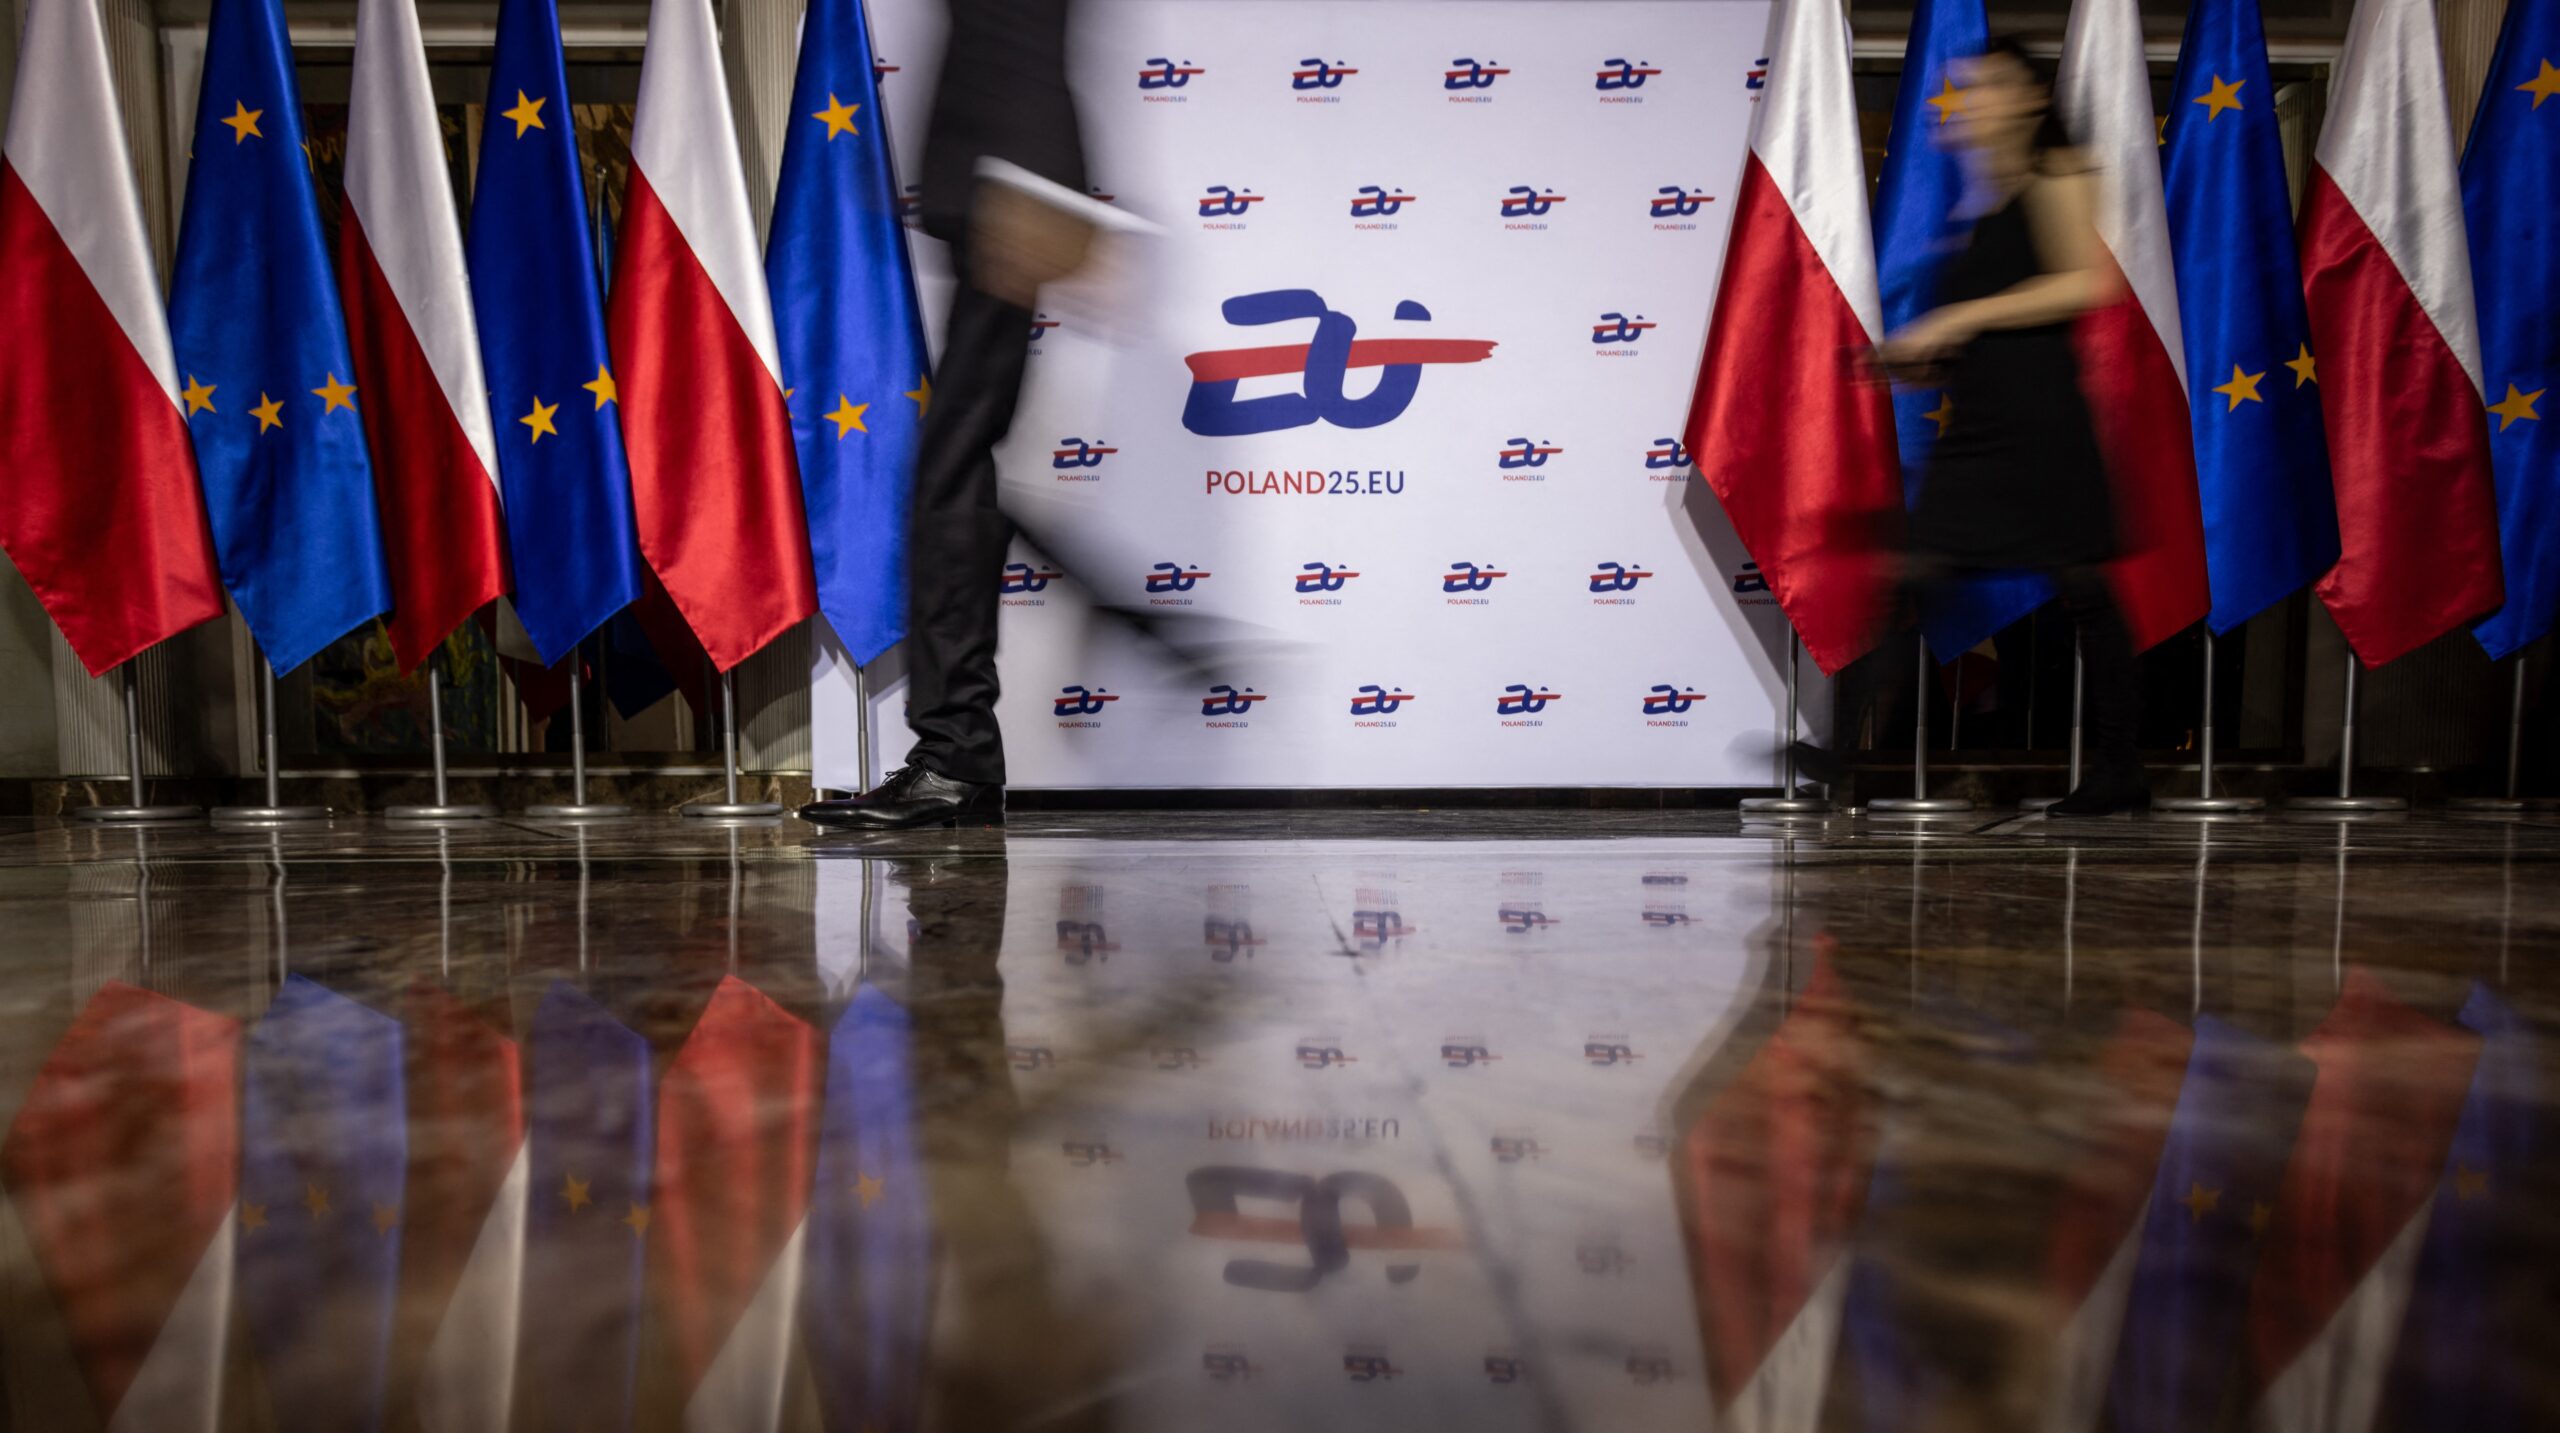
[1187,1166,1462,1291]
[1584,1035,1644,1066]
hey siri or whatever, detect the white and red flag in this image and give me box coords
[339,0,510,672]
[1681,0,1902,675]
[0,0,224,676]
[609,0,818,671]
[2299,0,2503,666]
[2057,0,2213,652]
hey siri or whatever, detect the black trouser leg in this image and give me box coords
[903,273,1033,787]
[2057,567,2141,780]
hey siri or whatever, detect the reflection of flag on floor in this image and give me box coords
[1679,959,1871,1433]
[2246,969,2481,1433]
[0,984,240,1432]
[803,987,933,1433]
[653,975,819,1430]
[237,976,409,1433]
[2039,1008,2195,1431]
[517,983,655,1433]
[395,982,527,1433]
[2383,985,2544,1429]
[2102,1017,2317,1433]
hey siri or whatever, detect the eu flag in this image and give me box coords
[802,986,932,1433]
[467,0,644,665]
[236,976,407,1433]
[168,0,390,676]
[767,0,932,668]
[2164,0,2341,633]
[1873,0,2052,654]
[2462,0,2560,659]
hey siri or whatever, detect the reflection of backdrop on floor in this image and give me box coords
[816,0,1822,790]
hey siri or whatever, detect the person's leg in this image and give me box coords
[2055,566,2145,802]
[903,274,1034,787]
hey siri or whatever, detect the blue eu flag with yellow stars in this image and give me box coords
[467,0,644,665]
[1872,0,2052,656]
[2462,0,2560,659]
[2164,0,2340,633]
[168,0,390,676]
[768,0,933,668]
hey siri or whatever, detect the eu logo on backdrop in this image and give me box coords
[1181,290,1495,437]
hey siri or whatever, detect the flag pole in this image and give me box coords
[2159,631,2263,813]
[2450,657,2531,813]
[1741,632,1829,816]
[388,651,496,819]
[528,653,630,818]
[683,667,783,817]
[215,659,329,822]
[853,659,873,795]
[1872,632,1972,816]
[2287,651,2404,814]
[73,659,200,822]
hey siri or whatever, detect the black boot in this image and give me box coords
[800,765,1005,831]
[2048,767,2151,817]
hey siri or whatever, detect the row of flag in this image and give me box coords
[0,974,926,1433]
[0,0,925,682]
[1685,959,2543,1433]
[1689,0,2556,676]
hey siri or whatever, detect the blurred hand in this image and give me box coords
[1873,305,1977,382]
[970,180,1097,309]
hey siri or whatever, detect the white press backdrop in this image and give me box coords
[811,0,1825,789]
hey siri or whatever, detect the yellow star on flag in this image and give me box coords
[812,94,862,139]
[251,393,285,433]
[181,375,217,416]
[582,364,618,409]
[303,1182,332,1219]
[827,395,871,438]
[2178,1182,2222,1223]
[1925,77,1966,124]
[623,1202,653,1235]
[521,395,561,443]
[561,1173,593,1212]
[2453,1164,2490,1200]
[312,372,358,413]
[2192,75,2245,121]
[1923,393,1956,437]
[854,1171,886,1209]
[222,100,264,143]
[2213,364,2266,410]
[2519,58,2560,110]
[372,1202,400,1237]
[240,1201,268,1232]
[2249,1201,2273,1234]
[2488,382,2544,431]
[2284,344,2317,387]
[904,374,932,413]
[502,89,548,137]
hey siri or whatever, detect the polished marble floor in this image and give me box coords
[0,808,2550,1432]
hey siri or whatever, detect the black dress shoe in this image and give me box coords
[798,765,1005,831]
[2048,769,2152,818]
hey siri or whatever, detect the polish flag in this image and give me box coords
[340,0,510,672]
[2299,0,2502,667]
[0,0,224,676]
[610,0,818,671]
[1680,957,1872,1433]
[2057,0,2212,653]
[1682,0,1901,675]
[2245,969,2480,1433]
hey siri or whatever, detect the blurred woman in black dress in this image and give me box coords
[1875,37,2148,816]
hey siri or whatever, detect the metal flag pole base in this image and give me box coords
[2160,630,2264,816]
[1872,633,1973,818]
[387,659,497,821]
[526,657,630,819]
[74,662,201,823]
[1742,633,1831,817]
[683,668,782,818]
[2288,652,2405,817]
[215,660,328,823]
[2450,658,2530,814]
[2020,638,2084,814]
